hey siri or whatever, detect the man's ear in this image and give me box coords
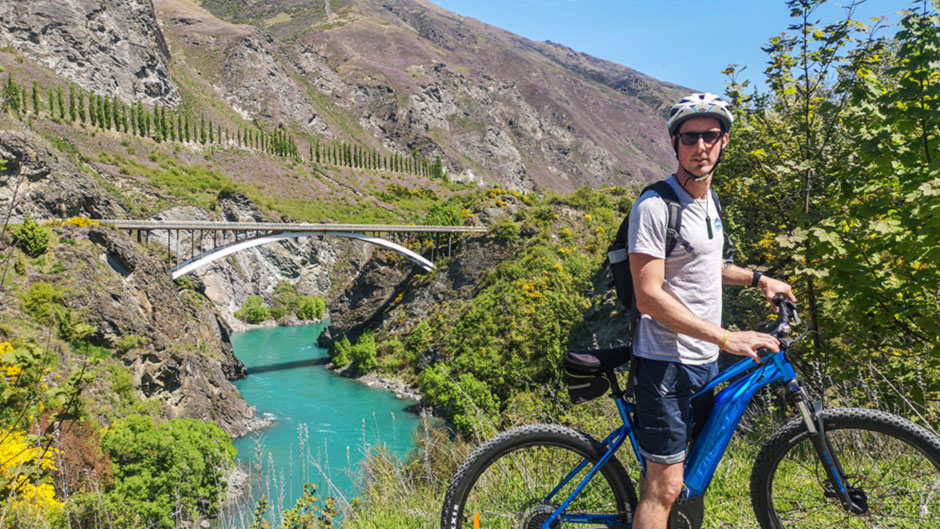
[721,132,729,149]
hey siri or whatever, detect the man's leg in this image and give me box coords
[632,358,688,529]
[634,460,684,529]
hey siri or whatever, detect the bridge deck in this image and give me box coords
[94,220,487,234]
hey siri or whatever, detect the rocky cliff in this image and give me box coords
[0,0,180,106]
[0,120,264,436]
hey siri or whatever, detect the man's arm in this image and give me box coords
[721,264,796,309]
[630,253,779,361]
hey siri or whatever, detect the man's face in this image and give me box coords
[675,116,728,179]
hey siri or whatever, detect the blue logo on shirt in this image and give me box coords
[714,217,722,231]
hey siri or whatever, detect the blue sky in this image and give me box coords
[430,0,908,94]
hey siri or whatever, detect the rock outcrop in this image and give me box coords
[0,124,124,220]
[0,0,180,106]
[73,226,263,437]
[0,121,264,437]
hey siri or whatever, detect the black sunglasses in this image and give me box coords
[678,130,723,146]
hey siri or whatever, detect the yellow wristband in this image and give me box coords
[719,330,729,351]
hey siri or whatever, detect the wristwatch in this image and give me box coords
[751,270,764,288]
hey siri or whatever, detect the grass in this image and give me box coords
[108,152,235,211]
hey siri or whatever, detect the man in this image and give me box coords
[628,92,796,529]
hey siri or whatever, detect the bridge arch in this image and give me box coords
[171,231,435,279]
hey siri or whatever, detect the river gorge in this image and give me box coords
[224,323,422,524]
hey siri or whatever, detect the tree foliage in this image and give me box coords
[330,335,351,368]
[11,214,51,258]
[235,294,270,324]
[718,1,940,413]
[350,331,378,375]
[101,415,236,529]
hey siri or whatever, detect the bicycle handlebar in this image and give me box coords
[768,294,800,338]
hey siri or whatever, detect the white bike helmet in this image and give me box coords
[666,92,734,136]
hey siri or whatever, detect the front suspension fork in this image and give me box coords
[788,381,865,514]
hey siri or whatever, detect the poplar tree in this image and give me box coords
[56,86,65,120]
[4,74,17,113]
[78,92,86,124]
[103,95,112,129]
[111,98,119,131]
[31,83,39,114]
[200,115,206,144]
[88,95,96,127]
[69,85,78,123]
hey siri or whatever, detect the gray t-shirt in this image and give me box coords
[627,175,724,365]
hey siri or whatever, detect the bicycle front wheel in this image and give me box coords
[441,423,636,529]
[750,407,940,529]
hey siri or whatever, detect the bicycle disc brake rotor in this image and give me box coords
[823,474,877,515]
[521,501,561,529]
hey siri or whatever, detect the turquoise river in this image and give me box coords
[223,322,421,524]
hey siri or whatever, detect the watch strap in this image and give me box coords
[751,270,763,288]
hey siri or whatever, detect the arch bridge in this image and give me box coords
[98,220,486,279]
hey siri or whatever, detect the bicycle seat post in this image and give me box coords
[605,370,624,399]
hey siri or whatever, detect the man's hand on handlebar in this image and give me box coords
[758,275,796,313]
[722,331,780,363]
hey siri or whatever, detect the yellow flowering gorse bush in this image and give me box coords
[0,428,62,515]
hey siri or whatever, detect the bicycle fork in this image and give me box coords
[787,380,866,514]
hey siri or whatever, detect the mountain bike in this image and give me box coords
[440,295,940,528]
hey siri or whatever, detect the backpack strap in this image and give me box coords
[645,181,689,258]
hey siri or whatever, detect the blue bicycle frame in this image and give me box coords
[528,297,856,528]
[536,349,800,528]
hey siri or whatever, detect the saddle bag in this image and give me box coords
[562,346,631,404]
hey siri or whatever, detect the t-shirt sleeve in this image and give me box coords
[628,192,667,259]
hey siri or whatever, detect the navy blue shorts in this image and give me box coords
[633,357,717,464]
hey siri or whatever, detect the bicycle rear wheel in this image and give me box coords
[750,407,940,529]
[441,423,636,529]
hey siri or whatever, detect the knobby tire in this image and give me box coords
[441,423,637,529]
[750,407,940,529]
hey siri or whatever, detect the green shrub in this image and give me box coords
[405,320,432,357]
[234,295,269,324]
[18,281,64,323]
[101,415,236,529]
[349,331,377,374]
[418,366,498,435]
[331,335,351,367]
[115,334,151,354]
[492,218,520,242]
[423,202,460,227]
[11,214,51,258]
[296,296,326,320]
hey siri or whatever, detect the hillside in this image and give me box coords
[0,0,689,525]
[0,0,693,434]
